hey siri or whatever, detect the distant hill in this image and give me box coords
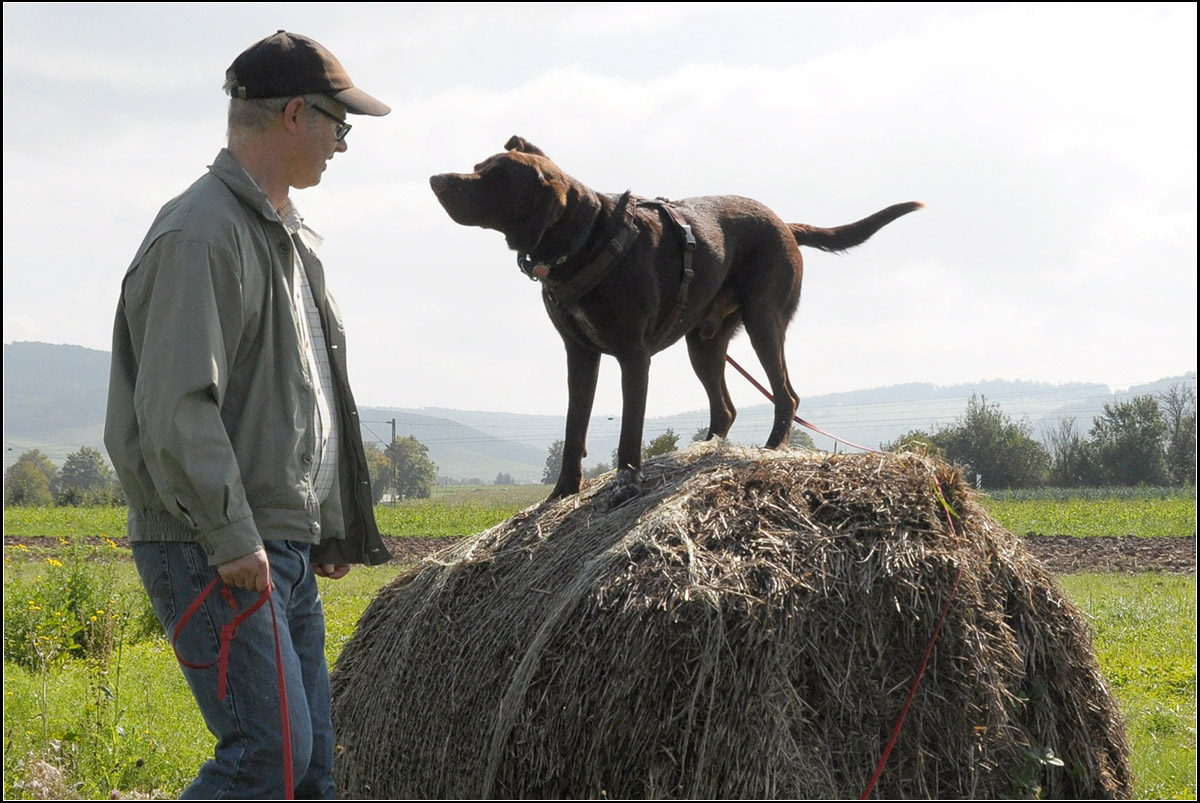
[4,341,1195,483]
[2,342,549,483]
[4,342,113,470]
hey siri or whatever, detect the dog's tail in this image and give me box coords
[789,201,923,253]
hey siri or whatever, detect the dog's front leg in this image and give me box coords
[548,343,601,501]
[610,352,651,508]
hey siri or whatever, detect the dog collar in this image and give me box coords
[517,200,613,281]
[517,253,568,280]
[540,191,640,308]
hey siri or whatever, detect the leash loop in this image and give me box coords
[171,576,295,799]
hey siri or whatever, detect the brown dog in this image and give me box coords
[430,136,922,506]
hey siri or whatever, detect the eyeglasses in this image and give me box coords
[309,103,352,142]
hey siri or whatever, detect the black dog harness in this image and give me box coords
[519,191,641,308]
[519,192,698,348]
[638,197,697,348]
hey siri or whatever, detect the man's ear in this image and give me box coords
[280,97,307,134]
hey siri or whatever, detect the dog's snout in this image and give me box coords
[429,174,449,194]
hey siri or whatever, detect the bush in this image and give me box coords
[3,539,158,670]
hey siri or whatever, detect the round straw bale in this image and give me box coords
[331,444,1131,799]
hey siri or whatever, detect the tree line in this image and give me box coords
[4,436,444,509]
[4,446,123,507]
[881,384,1196,489]
[5,384,1193,506]
[539,384,1195,492]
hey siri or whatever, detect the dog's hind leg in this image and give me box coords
[686,314,742,440]
[743,312,799,449]
[548,343,601,501]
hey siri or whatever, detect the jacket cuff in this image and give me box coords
[198,516,263,567]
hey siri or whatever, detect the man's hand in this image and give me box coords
[219,547,271,593]
[313,563,352,580]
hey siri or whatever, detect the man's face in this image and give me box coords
[289,98,349,190]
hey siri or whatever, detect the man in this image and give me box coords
[104,31,392,798]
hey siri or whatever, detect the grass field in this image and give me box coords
[3,485,1195,540]
[978,493,1196,539]
[2,485,551,541]
[2,489,1196,798]
[375,484,548,537]
[1058,574,1197,799]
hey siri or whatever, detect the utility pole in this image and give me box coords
[390,418,397,505]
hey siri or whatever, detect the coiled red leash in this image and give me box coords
[724,354,964,798]
[172,578,295,799]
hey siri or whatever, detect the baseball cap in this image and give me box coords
[226,30,391,116]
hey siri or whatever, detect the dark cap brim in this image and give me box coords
[333,86,391,116]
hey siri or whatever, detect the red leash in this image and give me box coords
[859,478,963,799]
[724,354,964,798]
[172,578,295,799]
[724,355,880,453]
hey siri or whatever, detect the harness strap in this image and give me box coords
[639,197,697,349]
[527,193,697,331]
[173,578,295,799]
[536,192,640,308]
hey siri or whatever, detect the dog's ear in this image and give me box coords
[505,136,548,158]
[506,172,569,254]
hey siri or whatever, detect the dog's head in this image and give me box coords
[430,136,571,254]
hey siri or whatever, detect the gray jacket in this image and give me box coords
[104,149,391,567]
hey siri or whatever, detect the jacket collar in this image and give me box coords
[208,148,284,224]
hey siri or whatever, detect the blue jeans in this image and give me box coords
[133,539,335,799]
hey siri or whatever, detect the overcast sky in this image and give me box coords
[4,2,1196,419]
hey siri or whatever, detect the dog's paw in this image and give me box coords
[608,468,642,509]
[547,472,583,502]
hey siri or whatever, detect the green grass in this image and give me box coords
[3,485,551,541]
[11,486,1190,542]
[2,506,129,539]
[375,485,548,537]
[986,487,1196,502]
[1059,574,1197,799]
[3,547,206,799]
[7,487,1193,542]
[1,551,408,800]
[3,634,210,798]
[979,496,1196,537]
[319,564,406,664]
